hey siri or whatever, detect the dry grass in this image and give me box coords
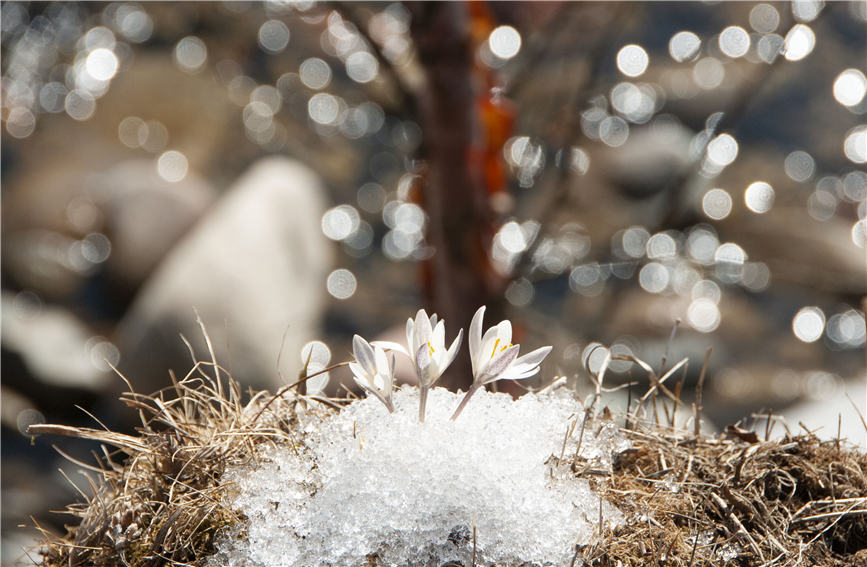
[28,323,332,567]
[25,332,867,566]
[579,423,867,566]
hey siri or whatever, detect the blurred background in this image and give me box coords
[1,1,865,563]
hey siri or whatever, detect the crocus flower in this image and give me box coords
[451,306,552,420]
[375,309,463,422]
[349,334,395,413]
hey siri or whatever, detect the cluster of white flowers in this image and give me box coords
[349,306,552,421]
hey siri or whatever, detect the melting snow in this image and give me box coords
[212,387,628,567]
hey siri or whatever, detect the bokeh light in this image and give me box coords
[569,263,605,296]
[783,24,815,61]
[719,26,750,58]
[646,232,677,259]
[852,219,867,248]
[505,278,534,306]
[300,57,332,90]
[80,233,111,264]
[714,242,747,265]
[843,171,867,202]
[843,126,867,164]
[668,31,701,62]
[616,44,649,78]
[326,268,357,299]
[693,57,725,89]
[744,181,775,213]
[599,116,629,147]
[638,262,669,293]
[85,48,119,81]
[792,0,823,23]
[308,93,340,125]
[825,310,867,348]
[749,3,780,33]
[792,306,825,343]
[301,340,332,395]
[757,33,784,64]
[174,36,208,73]
[686,228,719,264]
[742,262,771,292]
[117,116,147,149]
[784,150,815,182]
[807,184,838,222]
[488,25,521,60]
[114,4,153,43]
[346,51,379,84]
[64,89,96,121]
[833,69,867,108]
[5,107,35,138]
[258,19,290,53]
[702,188,732,220]
[621,226,650,258]
[688,298,721,333]
[321,205,361,241]
[156,150,188,183]
[706,133,739,167]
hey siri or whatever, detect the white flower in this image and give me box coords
[349,334,395,412]
[375,309,463,421]
[407,309,463,389]
[469,306,552,384]
[452,305,552,420]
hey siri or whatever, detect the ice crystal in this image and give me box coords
[213,387,628,567]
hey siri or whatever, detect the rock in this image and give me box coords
[602,121,693,200]
[96,159,216,294]
[775,377,867,445]
[116,158,332,392]
[0,291,113,392]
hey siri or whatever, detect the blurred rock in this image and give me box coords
[602,120,693,200]
[116,158,332,392]
[1,291,112,392]
[96,159,216,294]
[1,159,215,310]
[775,377,867,445]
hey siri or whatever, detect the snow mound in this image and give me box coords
[212,387,628,567]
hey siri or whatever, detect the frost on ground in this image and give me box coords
[212,387,629,567]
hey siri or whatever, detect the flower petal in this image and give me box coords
[415,342,431,384]
[495,320,512,345]
[480,344,520,384]
[353,374,371,393]
[374,346,390,378]
[498,366,541,381]
[371,340,409,356]
[469,306,485,373]
[479,325,501,360]
[348,362,366,382]
[511,346,552,372]
[405,317,415,355]
[352,334,376,375]
[432,320,445,351]
[414,309,432,347]
[443,327,464,370]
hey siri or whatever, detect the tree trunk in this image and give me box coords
[410,3,501,390]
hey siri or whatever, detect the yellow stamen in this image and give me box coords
[490,338,513,359]
[428,341,435,356]
[490,338,501,359]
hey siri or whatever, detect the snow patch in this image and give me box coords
[212,387,628,566]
